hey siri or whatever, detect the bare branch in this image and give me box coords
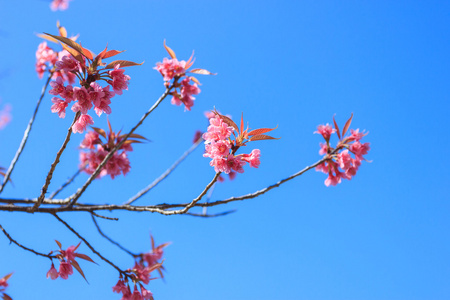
[53,213,127,276]
[91,215,138,257]
[125,136,203,205]
[0,71,54,194]
[49,164,87,200]
[0,223,56,259]
[67,85,175,207]
[90,212,118,221]
[32,113,80,212]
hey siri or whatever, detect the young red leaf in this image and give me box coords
[217,113,238,132]
[44,33,89,60]
[70,260,88,282]
[342,113,354,137]
[74,253,97,264]
[123,140,144,145]
[1,273,13,281]
[79,44,94,60]
[2,293,12,300]
[96,45,108,60]
[103,50,125,59]
[123,133,149,141]
[240,113,244,135]
[248,125,278,136]
[58,26,67,38]
[185,51,195,69]
[189,68,216,75]
[60,44,85,65]
[104,60,143,69]
[189,76,202,85]
[37,33,60,44]
[333,115,341,140]
[55,240,62,249]
[163,40,176,59]
[73,241,82,252]
[249,134,280,142]
[91,127,107,139]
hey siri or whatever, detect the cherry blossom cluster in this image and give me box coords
[112,236,169,300]
[203,110,278,175]
[315,115,370,186]
[46,241,95,281]
[36,41,76,84]
[39,26,140,133]
[0,273,12,300]
[79,122,145,179]
[154,42,214,111]
[50,0,71,11]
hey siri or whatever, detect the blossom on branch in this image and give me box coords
[0,272,12,300]
[155,41,215,111]
[50,0,71,11]
[203,110,278,175]
[315,114,371,186]
[79,120,147,179]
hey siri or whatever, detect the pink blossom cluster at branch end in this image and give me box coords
[113,235,169,300]
[38,23,141,133]
[79,120,146,179]
[46,241,95,281]
[50,0,71,11]
[154,41,215,111]
[0,272,13,300]
[315,114,370,186]
[203,110,278,176]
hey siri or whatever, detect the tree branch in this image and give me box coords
[0,71,54,194]
[0,223,56,259]
[32,113,80,212]
[67,85,174,207]
[125,136,203,205]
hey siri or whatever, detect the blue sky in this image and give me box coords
[0,0,450,299]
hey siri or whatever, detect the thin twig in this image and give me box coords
[91,215,138,257]
[0,71,54,194]
[67,86,174,207]
[49,165,87,200]
[53,213,126,276]
[90,211,118,221]
[0,223,56,259]
[32,113,80,212]
[125,136,203,205]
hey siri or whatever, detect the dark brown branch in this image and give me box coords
[32,113,80,212]
[0,223,56,259]
[67,85,175,207]
[90,211,118,221]
[0,71,54,194]
[91,215,138,257]
[125,136,203,205]
[53,213,127,276]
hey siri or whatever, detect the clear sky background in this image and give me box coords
[0,0,450,299]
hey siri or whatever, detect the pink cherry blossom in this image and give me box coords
[60,85,75,102]
[72,87,92,114]
[241,149,261,168]
[80,131,100,149]
[36,42,58,79]
[58,261,73,280]
[154,58,186,81]
[46,263,59,280]
[51,97,68,118]
[49,76,66,96]
[140,285,154,300]
[314,124,335,141]
[113,279,129,294]
[72,114,94,134]
[50,0,71,11]
[55,55,79,72]
[108,64,130,95]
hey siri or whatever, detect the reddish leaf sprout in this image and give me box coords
[79,120,147,179]
[47,240,95,282]
[113,235,169,300]
[0,272,13,300]
[154,41,215,111]
[315,114,371,186]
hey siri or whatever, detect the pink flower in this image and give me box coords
[202,115,234,142]
[55,55,79,72]
[81,131,100,149]
[49,76,66,96]
[349,141,370,159]
[140,285,154,300]
[337,150,352,171]
[0,279,8,288]
[63,245,77,262]
[227,155,245,173]
[72,114,94,134]
[325,173,341,187]
[58,261,73,280]
[50,0,71,11]
[175,77,201,111]
[314,124,335,141]
[36,42,58,78]
[113,279,129,294]
[241,149,261,168]
[72,87,92,114]
[60,85,75,102]
[47,263,59,280]
[131,285,144,300]
[108,64,130,95]
[154,58,186,81]
[192,130,203,143]
[51,97,68,118]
